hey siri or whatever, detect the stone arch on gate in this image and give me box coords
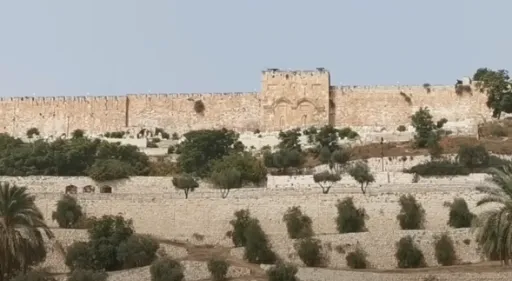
[65,185,78,194]
[295,98,318,127]
[272,97,293,130]
[83,185,95,193]
[100,185,112,194]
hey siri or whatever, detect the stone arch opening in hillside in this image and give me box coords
[83,185,95,193]
[100,186,112,194]
[65,185,78,194]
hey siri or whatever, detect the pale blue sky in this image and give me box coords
[0,1,510,97]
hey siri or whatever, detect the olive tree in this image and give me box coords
[313,171,341,194]
[348,162,375,195]
[210,168,242,198]
[172,174,199,199]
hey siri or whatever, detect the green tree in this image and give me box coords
[397,194,426,230]
[0,183,54,281]
[52,194,84,228]
[348,162,375,195]
[243,218,277,264]
[211,168,242,198]
[150,257,184,281]
[473,68,512,118]
[266,262,298,281]
[313,171,341,194]
[473,164,512,264]
[116,234,159,269]
[207,258,229,281]
[229,209,252,247]
[335,197,368,233]
[177,129,239,177]
[277,128,302,151]
[457,145,490,170]
[411,107,446,149]
[172,174,199,199]
[87,159,133,182]
[446,198,475,228]
[263,149,304,175]
[282,206,314,239]
[26,128,40,139]
[210,152,267,185]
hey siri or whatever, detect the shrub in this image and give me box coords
[345,246,369,269]
[397,194,425,230]
[207,258,229,281]
[266,262,298,281]
[395,235,426,268]
[396,125,406,132]
[150,257,184,281]
[405,160,470,177]
[65,242,94,270]
[338,127,359,140]
[171,132,179,140]
[87,159,133,182]
[434,233,457,266]
[335,197,368,233]
[243,218,277,264]
[167,146,175,154]
[282,206,314,239]
[67,269,108,281]
[447,198,475,228]
[11,270,56,281]
[52,194,84,228]
[295,238,325,267]
[194,100,205,113]
[229,209,252,247]
[457,144,490,169]
[26,127,40,139]
[116,234,160,269]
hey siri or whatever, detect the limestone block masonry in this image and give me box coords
[0,69,491,138]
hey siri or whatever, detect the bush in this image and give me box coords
[11,270,56,281]
[87,159,133,182]
[434,233,457,266]
[397,194,425,230]
[150,257,184,281]
[116,234,160,269]
[266,262,298,281]
[457,144,490,169]
[404,160,470,177]
[295,238,325,267]
[26,127,40,139]
[52,194,84,228]
[229,209,252,247]
[207,258,229,281]
[396,125,406,132]
[395,235,426,268]
[243,218,277,264]
[65,242,94,270]
[167,146,175,154]
[345,246,369,269]
[447,198,475,228]
[67,269,108,281]
[194,100,205,113]
[335,197,368,233]
[282,206,314,239]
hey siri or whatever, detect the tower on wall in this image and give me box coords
[260,68,330,131]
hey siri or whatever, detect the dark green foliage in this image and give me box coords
[52,194,84,228]
[65,215,156,272]
[395,236,426,268]
[338,127,359,140]
[434,233,457,266]
[410,107,445,148]
[473,67,512,118]
[87,159,133,182]
[345,246,369,269]
[229,209,252,247]
[295,238,325,267]
[243,218,277,264]
[171,132,180,140]
[313,171,341,194]
[396,125,406,132]
[447,198,475,228]
[266,262,298,281]
[72,129,85,139]
[26,127,40,139]
[210,152,267,185]
[335,197,368,233]
[397,194,425,230]
[67,269,108,281]
[207,258,229,281]
[277,128,302,151]
[104,131,125,138]
[150,257,184,281]
[348,161,375,194]
[117,234,160,269]
[315,125,340,152]
[282,206,314,239]
[172,174,199,199]
[0,134,149,179]
[263,149,304,175]
[11,271,56,281]
[155,128,170,139]
[457,145,490,169]
[167,146,175,154]
[177,129,239,177]
[405,160,470,177]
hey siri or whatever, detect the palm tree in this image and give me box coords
[473,164,512,265]
[0,182,54,280]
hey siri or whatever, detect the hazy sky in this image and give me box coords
[0,1,510,97]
